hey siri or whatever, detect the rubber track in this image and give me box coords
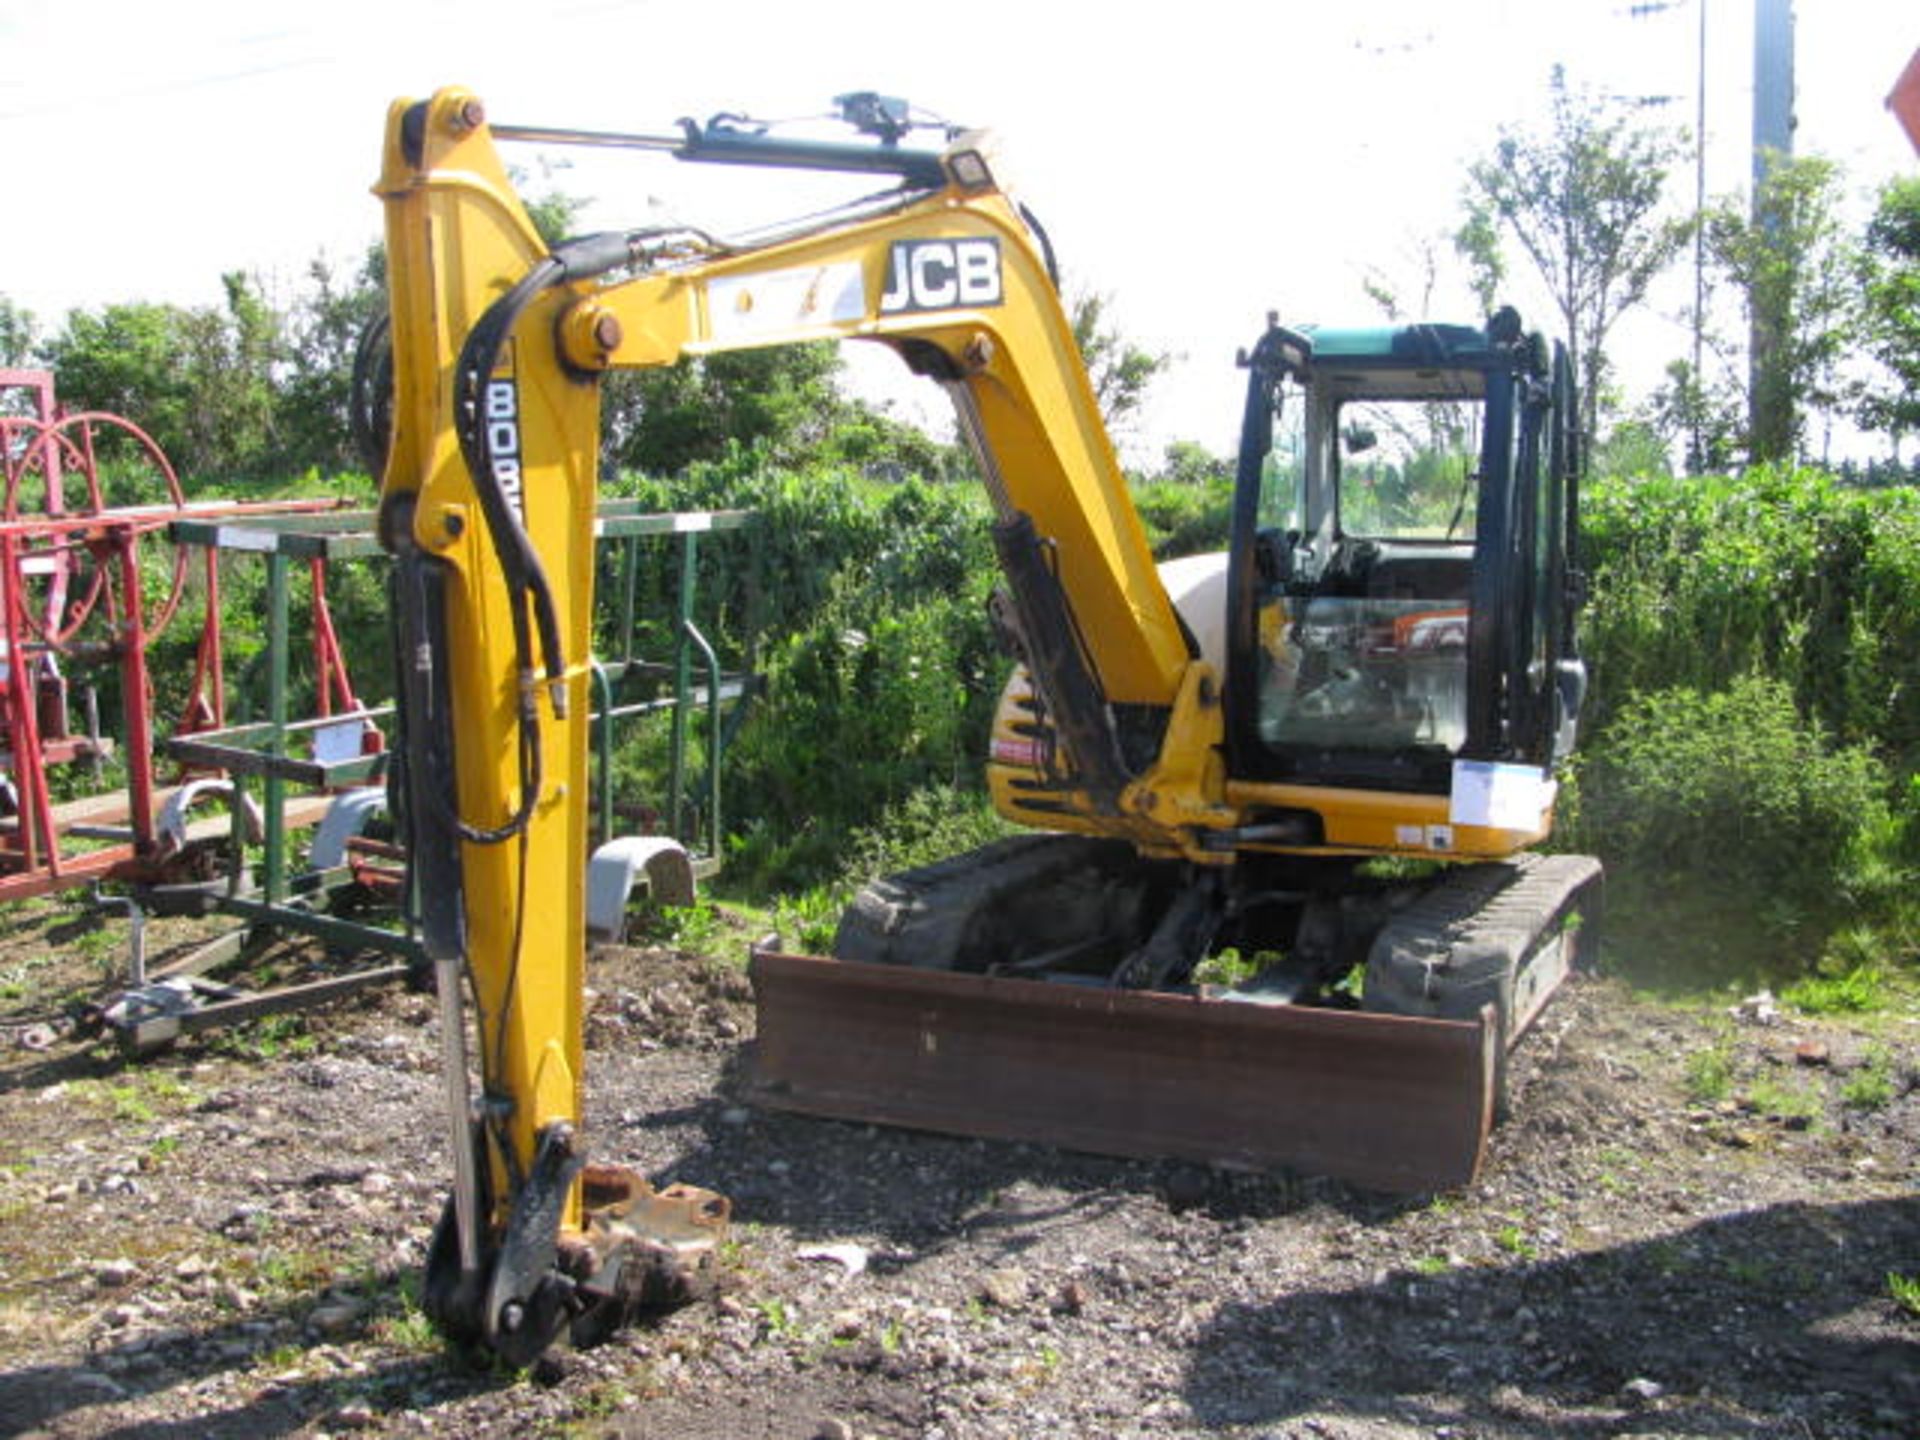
[1365,852,1603,1028]
[833,834,1144,973]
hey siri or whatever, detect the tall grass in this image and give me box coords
[1581,466,1920,765]
[1575,466,1920,986]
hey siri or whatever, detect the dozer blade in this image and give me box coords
[746,948,1496,1194]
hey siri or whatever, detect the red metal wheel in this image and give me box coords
[2,413,191,645]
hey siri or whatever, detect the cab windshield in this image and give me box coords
[1251,373,1490,766]
[1333,396,1482,541]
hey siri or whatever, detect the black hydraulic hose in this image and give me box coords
[397,529,538,852]
[453,232,659,711]
[1017,203,1061,290]
[441,231,658,846]
[350,312,394,475]
[453,258,568,706]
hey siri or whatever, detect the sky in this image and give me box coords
[3,0,1915,461]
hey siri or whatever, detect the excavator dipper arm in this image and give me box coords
[375,90,731,1361]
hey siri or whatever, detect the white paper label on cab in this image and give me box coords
[1449,760,1556,831]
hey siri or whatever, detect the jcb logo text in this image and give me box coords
[879,239,1003,314]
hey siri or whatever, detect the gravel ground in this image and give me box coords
[0,904,1916,1440]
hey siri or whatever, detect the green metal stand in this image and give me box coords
[104,504,757,1054]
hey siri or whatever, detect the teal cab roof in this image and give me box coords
[1298,323,1503,400]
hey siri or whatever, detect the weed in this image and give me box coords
[771,886,844,952]
[370,1305,439,1353]
[1745,1076,1822,1125]
[73,1070,201,1126]
[836,788,1014,888]
[214,1014,316,1061]
[1684,1044,1735,1104]
[1889,1272,1920,1319]
[570,1380,633,1419]
[0,960,54,1006]
[104,1084,155,1124]
[1842,1047,1896,1111]
[146,1135,181,1165]
[1783,963,1886,1016]
[1644,1239,1683,1276]
[253,1249,334,1297]
[636,898,727,955]
[1008,1341,1064,1391]
[753,1296,799,1339]
[1493,1225,1538,1261]
[70,925,123,981]
[1191,948,1267,988]
[1595,1146,1639,1193]
[1570,676,1890,914]
[877,1319,905,1355]
[1356,855,1445,882]
[1411,1255,1451,1276]
[143,1071,197,1108]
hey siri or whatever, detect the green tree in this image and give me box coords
[1644,356,1742,474]
[1453,209,1505,316]
[0,297,34,369]
[42,301,199,462]
[1706,153,1857,465]
[181,271,280,473]
[268,176,579,478]
[518,174,587,248]
[1359,233,1488,325]
[1588,417,1673,480]
[1456,68,1693,456]
[43,276,283,478]
[602,344,848,476]
[1068,289,1171,434]
[1157,439,1230,487]
[1856,175,1920,457]
[818,402,968,482]
[278,247,388,473]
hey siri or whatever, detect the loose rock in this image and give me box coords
[979,1267,1031,1310]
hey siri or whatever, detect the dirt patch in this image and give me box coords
[0,901,1916,1439]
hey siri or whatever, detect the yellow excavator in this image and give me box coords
[373,87,1601,1363]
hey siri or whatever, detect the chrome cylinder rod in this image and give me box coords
[436,956,482,1277]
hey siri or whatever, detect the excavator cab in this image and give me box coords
[763,309,1603,1193]
[1227,315,1587,807]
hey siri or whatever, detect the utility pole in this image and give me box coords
[1690,0,1708,473]
[1630,0,1711,472]
[1749,0,1795,463]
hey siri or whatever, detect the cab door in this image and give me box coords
[1465,337,1584,769]
[1541,343,1587,766]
